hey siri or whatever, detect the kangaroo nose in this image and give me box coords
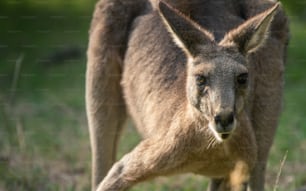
[214,111,234,128]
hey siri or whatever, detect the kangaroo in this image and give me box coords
[86,0,289,190]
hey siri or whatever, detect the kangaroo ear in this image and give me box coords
[158,1,214,57]
[220,3,280,54]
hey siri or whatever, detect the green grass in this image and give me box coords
[0,2,91,191]
[0,1,306,191]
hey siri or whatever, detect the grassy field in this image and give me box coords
[0,1,305,191]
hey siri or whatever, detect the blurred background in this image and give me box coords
[0,0,305,190]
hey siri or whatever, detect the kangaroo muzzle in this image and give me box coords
[208,108,236,141]
[214,110,236,139]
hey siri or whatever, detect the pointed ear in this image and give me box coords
[158,1,214,57]
[220,3,280,54]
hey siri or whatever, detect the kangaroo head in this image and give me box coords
[158,1,279,141]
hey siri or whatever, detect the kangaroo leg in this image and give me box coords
[86,0,147,190]
[248,45,283,191]
[239,1,289,190]
[86,56,127,190]
[96,137,188,191]
[248,38,288,191]
[207,178,223,191]
[86,2,126,187]
[86,28,126,190]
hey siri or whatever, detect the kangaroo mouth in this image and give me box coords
[220,133,231,140]
[208,122,234,142]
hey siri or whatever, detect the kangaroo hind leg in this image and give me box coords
[86,0,147,190]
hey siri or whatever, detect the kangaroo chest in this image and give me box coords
[180,118,257,178]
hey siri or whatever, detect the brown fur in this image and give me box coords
[86,0,289,191]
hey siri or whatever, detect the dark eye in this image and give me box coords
[237,73,248,86]
[196,75,207,87]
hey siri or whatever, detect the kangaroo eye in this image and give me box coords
[196,75,207,86]
[237,73,248,86]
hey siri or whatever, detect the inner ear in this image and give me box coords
[158,1,215,57]
[220,3,280,54]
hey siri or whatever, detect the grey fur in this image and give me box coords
[86,0,289,190]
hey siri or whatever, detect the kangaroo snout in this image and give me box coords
[214,110,235,138]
